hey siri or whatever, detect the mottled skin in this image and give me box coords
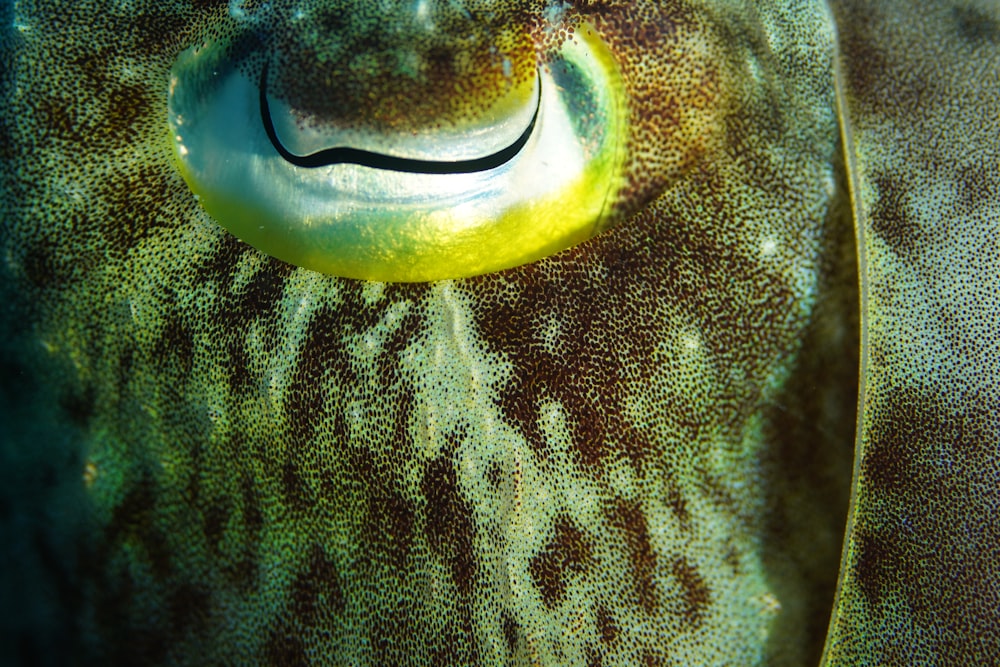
[0,1,996,667]
[824,1,1000,661]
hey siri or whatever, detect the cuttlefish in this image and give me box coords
[1,0,998,664]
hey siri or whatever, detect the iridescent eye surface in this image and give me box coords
[168,20,628,282]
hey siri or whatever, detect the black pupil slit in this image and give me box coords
[260,60,542,173]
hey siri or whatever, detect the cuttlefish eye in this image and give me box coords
[168,12,627,282]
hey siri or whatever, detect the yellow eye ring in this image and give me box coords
[168,25,627,282]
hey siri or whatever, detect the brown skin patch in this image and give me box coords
[238,470,265,540]
[858,386,930,497]
[529,515,594,608]
[35,95,79,143]
[663,478,691,530]
[421,453,477,596]
[832,1,895,117]
[201,497,231,555]
[154,316,195,376]
[956,163,999,213]
[280,459,311,511]
[58,384,96,428]
[100,83,154,146]
[224,336,255,395]
[289,543,345,622]
[0,110,13,162]
[229,555,259,594]
[196,233,252,293]
[211,259,294,394]
[579,0,725,214]
[127,11,191,52]
[351,444,418,570]
[609,499,658,614]
[284,306,351,446]
[852,525,903,611]
[20,236,69,290]
[596,604,619,645]
[98,164,177,257]
[849,386,1000,659]
[470,243,663,472]
[284,283,428,448]
[106,475,160,549]
[671,556,710,626]
[870,175,922,258]
[167,582,211,635]
[642,650,666,667]
[237,264,294,325]
[503,612,520,656]
[265,625,310,667]
[369,489,416,569]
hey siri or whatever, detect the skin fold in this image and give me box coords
[0,0,996,665]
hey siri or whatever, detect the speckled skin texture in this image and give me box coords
[823,0,1000,662]
[0,1,996,666]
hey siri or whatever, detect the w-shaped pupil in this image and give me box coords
[260,60,542,174]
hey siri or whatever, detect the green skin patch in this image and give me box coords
[2,0,999,666]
